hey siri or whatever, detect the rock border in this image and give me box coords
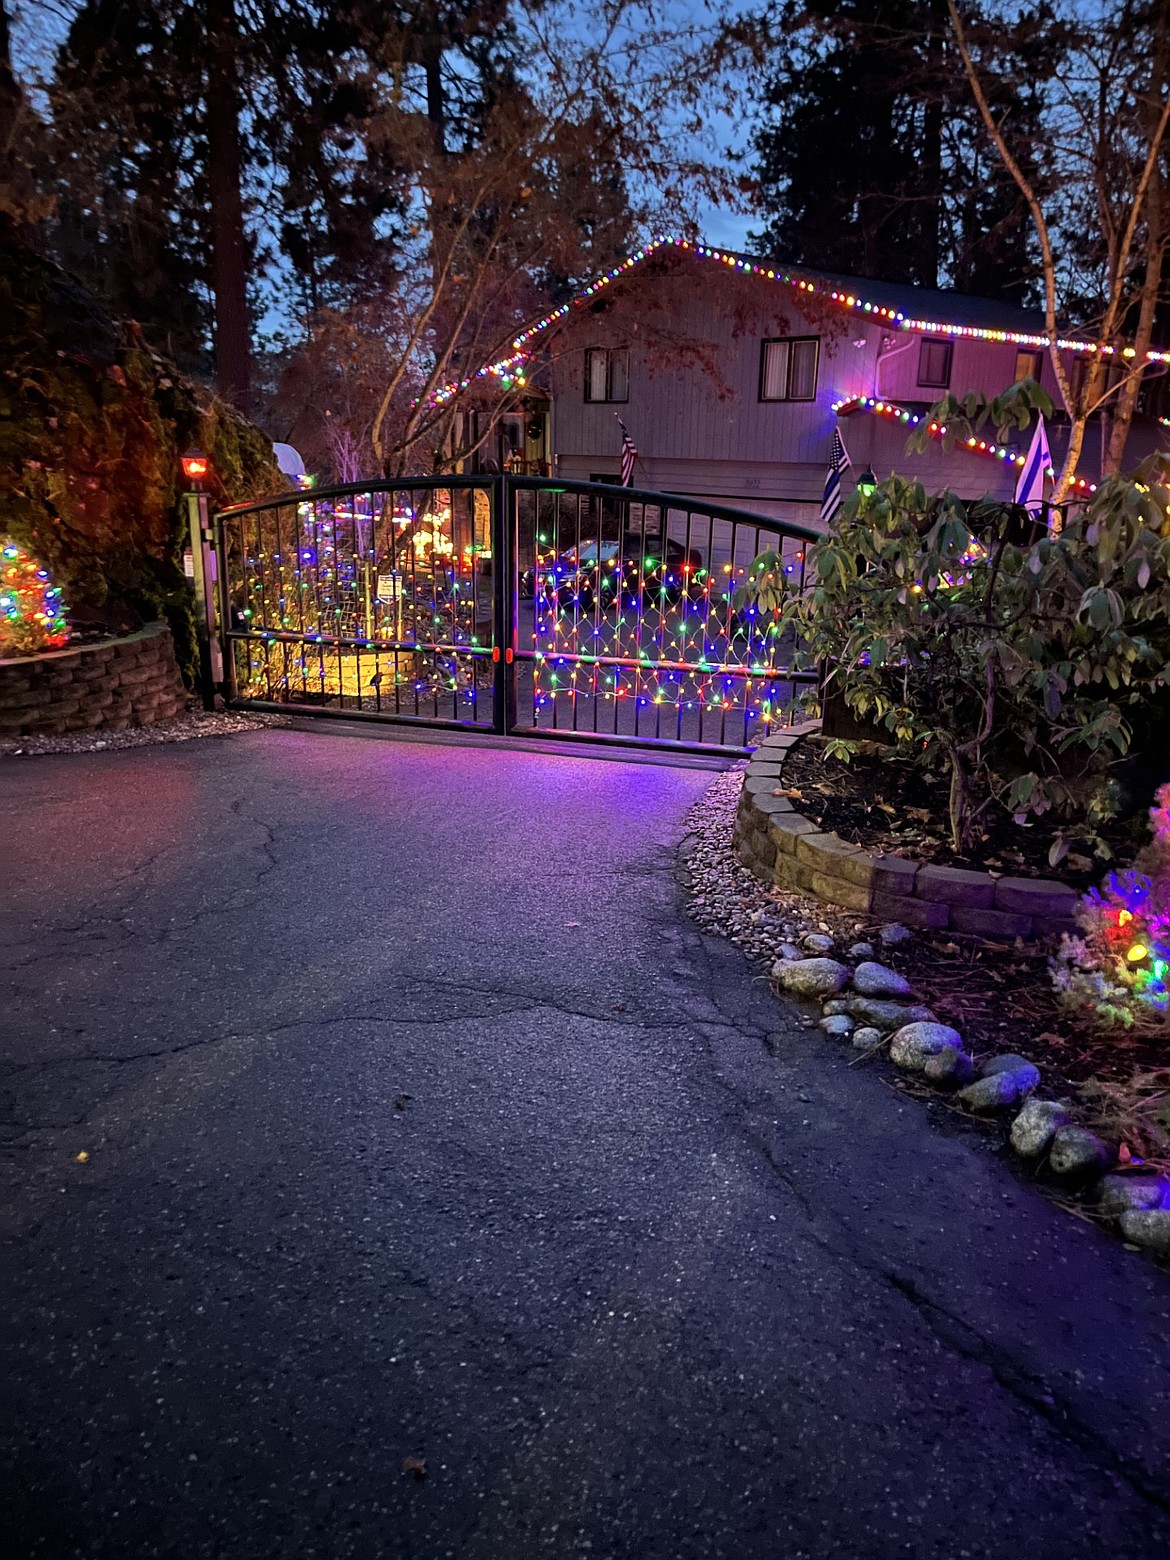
[690,763,1170,1263]
[770,942,1170,1260]
[0,622,190,737]
[733,721,1080,940]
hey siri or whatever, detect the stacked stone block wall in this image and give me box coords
[0,623,189,737]
[732,724,1080,940]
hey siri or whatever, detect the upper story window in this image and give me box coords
[1067,354,1091,407]
[584,346,629,403]
[760,337,819,401]
[1014,348,1044,384]
[917,337,953,388]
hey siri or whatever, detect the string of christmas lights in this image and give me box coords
[430,237,1170,406]
[832,395,1098,494]
[0,541,68,655]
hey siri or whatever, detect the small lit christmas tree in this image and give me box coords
[0,540,69,655]
[1054,784,1170,1028]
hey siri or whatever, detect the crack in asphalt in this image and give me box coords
[2,797,282,971]
[2,971,702,1079]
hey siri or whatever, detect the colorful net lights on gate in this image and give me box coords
[229,488,808,738]
[527,537,805,734]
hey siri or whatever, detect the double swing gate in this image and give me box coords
[212,475,819,755]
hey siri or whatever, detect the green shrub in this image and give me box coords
[737,452,1170,857]
[0,228,280,682]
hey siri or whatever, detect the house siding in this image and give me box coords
[548,258,1163,514]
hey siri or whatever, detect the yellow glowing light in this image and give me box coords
[1126,943,1149,963]
[1119,909,1133,926]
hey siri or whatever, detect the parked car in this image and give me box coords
[541,534,703,611]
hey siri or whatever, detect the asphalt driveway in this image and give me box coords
[2,726,1169,1559]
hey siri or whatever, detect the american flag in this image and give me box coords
[820,428,851,524]
[618,418,638,487]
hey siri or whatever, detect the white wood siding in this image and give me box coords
[547,259,1149,511]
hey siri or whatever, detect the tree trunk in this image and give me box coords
[0,1,17,153]
[423,35,444,151]
[1105,242,1167,476]
[1104,10,1169,476]
[206,0,251,412]
[919,0,947,290]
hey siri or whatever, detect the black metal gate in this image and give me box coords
[213,476,819,754]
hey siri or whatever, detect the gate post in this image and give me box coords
[181,481,224,710]
[491,473,518,733]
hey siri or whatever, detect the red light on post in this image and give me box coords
[181,448,210,483]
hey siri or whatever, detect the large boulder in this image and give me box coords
[889,1021,965,1072]
[845,997,936,1031]
[1010,1099,1070,1158]
[1096,1176,1170,1217]
[1048,1126,1115,1179]
[775,958,851,1000]
[851,962,912,998]
[1119,1209,1170,1254]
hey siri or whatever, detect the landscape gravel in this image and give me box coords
[0,707,288,758]
[684,765,888,971]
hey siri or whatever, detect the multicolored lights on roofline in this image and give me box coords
[431,237,1170,406]
[833,396,1098,494]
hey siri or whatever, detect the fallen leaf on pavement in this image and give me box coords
[403,1457,428,1480]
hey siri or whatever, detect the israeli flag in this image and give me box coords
[1015,416,1052,516]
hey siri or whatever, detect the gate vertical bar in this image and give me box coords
[213,511,238,704]
[491,474,518,733]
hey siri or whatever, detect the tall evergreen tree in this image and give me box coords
[46,1,423,396]
[747,0,1054,302]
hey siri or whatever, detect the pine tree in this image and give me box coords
[747,0,1053,302]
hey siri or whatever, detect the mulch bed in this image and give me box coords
[780,738,1145,889]
[778,738,1168,1091]
[897,933,1167,1090]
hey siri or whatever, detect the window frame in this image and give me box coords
[1067,354,1091,409]
[583,346,629,404]
[758,335,820,403]
[917,337,954,389]
[1014,348,1044,385]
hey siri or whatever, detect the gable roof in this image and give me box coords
[748,257,1047,334]
[433,237,1169,405]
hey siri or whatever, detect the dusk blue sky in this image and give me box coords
[10,0,758,253]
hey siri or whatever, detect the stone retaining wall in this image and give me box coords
[0,623,189,737]
[733,723,1080,939]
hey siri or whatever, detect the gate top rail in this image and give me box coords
[505,476,824,543]
[216,473,825,545]
[216,472,495,523]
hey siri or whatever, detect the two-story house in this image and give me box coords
[464,239,1167,527]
